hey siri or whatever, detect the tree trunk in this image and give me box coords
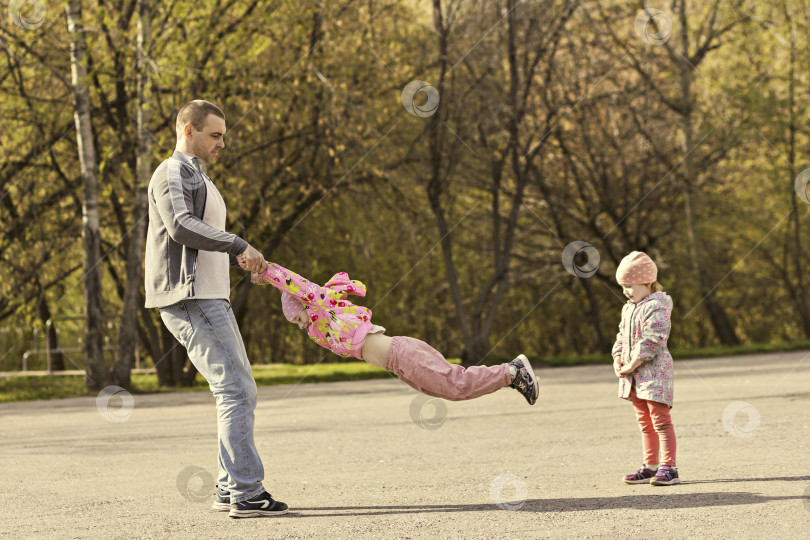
[35,287,64,371]
[676,0,739,345]
[156,325,175,386]
[67,0,112,390]
[155,321,197,387]
[114,0,152,386]
[785,5,810,337]
[426,0,474,365]
[579,277,610,352]
[139,301,164,368]
[426,0,559,364]
[460,334,488,366]
[680,116,739,346]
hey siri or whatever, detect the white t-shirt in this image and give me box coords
[190,178,230,299]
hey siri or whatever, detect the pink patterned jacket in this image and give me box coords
[259,263,374,359]
[611,292,674,406]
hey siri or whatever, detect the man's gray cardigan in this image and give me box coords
[144,151,248,308]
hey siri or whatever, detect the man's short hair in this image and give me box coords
[176,100,225,132]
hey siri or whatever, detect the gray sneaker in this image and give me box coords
[211,485,230,512]
[509,354,539,405]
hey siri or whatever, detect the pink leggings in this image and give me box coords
[630,388,676,467]
[384,336,512,401]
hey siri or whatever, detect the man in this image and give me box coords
[144,99,287,519]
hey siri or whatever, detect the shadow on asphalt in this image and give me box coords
[289,491,810,517]
[686,475,810,484]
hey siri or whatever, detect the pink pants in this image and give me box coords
[630,388,677,467]
[384,336,512,401]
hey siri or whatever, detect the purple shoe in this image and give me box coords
[650,464,681,486]
[623,465,656,484]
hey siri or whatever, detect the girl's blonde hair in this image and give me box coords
[646,281,664,293]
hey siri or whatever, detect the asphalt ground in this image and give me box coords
[1,351,809,539]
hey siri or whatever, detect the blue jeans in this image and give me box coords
[159,299,265,503]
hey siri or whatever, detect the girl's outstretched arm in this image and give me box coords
[257,262,340,310]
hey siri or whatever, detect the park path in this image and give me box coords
[1,351,809,539]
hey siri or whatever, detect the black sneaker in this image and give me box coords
[228,491,289,519]
[211,485,230,512]
[509,354,539,405]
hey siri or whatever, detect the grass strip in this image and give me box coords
[1,341,808,403]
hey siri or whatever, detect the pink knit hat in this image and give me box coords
[615,251,657,286]
[281,292,306,321]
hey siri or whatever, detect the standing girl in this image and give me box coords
[611,251,679,486]
[247,260,539,405]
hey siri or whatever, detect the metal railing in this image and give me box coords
[20,346,141,372]
[17,315,143,373]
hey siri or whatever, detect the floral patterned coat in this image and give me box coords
[260,262,374,359]
[611,292,674,406]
